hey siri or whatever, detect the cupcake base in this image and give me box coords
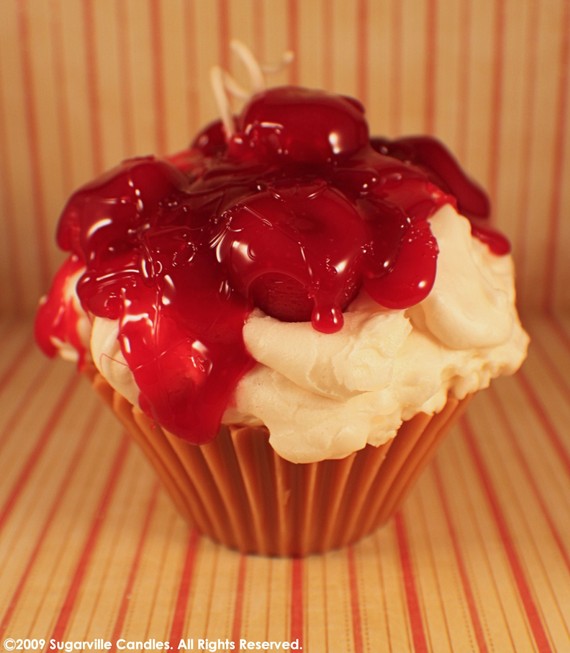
[90,371,470,556]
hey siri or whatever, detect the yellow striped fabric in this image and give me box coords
[1,315,569,651]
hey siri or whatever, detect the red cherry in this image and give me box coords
[57,157,189,261]
[191,119,229,157]
[216,181,365,331]
[359,171,445,309]
[364,218,438,308]
[230,86,369,164]
[371,136,490,219]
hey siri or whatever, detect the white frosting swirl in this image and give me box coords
[87,204,528,462]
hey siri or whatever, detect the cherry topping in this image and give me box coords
[57,157,191,264]
[34,255,87,363]
[364,217,439,308]
[216,181,365,331]
[191,119,229,157]
[469,219,511,255]
[371,136,490,219]
[229,86,369,164]
[36,84,509,446]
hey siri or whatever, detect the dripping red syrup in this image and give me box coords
[35,85,510,444]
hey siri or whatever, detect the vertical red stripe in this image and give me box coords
[394,513,429,653]
[356,0,369,105]
[231,556,248,643]
[0,373,77,531]
[168,529,200,646]
[322,0,334,90]
[513,1,540,288]
[16,1,52,294]
[290,559,304,645]
[462,419,554,653]
[81,0,104,173]
[347,546,364,653]
[150,0,167,154]
[432,462,489,653]
[543,1,570,312]
[287,0,300,84]
[455,0,471,161]
[182,1,199,136]
[424,0,438,134]
[115,1,135,155]
[0,404,102,636]
[372,537,395,652]
[487,0,506,203]
[49,436,130,641]
[390,2,403,134]
[49,0,74,191]
[218,0,231,71]
[251,0,265,62]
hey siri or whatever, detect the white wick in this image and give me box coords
[211,41,294,140]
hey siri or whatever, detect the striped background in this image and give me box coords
[0,0,569,315]
[0,1,569,652]
[1,314,569,651]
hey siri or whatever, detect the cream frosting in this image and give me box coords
[82,204,528,463]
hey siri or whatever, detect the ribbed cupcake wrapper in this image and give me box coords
[91,372,470,556]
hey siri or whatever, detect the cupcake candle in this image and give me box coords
[35,43,528,555]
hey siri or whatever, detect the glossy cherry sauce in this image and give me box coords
[35,86,509,444]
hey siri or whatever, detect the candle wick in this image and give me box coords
[210,41,295,142]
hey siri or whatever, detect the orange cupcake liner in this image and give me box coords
[90,371,471,556]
